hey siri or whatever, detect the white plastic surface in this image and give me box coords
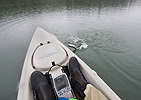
[33,43,68,71]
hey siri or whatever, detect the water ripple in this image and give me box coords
[66,30,130,53]
[85,30,130,53]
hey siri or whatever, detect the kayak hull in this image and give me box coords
[17,27,121,100]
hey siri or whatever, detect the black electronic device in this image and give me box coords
[52,73,72,97]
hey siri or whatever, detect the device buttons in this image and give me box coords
[58,88,69,96]
[58,92,62,96]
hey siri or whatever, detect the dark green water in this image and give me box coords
[0,0,141,100]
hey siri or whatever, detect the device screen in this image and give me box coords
[55,75,67,91]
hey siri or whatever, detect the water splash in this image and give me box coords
[70,36,82,43]
[66,31,130,53]
[68,35,88,50]
[79,42,88,50]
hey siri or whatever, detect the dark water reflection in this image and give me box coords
[0,0,141,100]
[0,0,139,18]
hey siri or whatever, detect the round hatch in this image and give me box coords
[32,42,68,71]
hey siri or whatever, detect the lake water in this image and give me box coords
[0,0,141,100]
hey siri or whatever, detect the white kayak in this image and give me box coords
[17,27,121,100]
